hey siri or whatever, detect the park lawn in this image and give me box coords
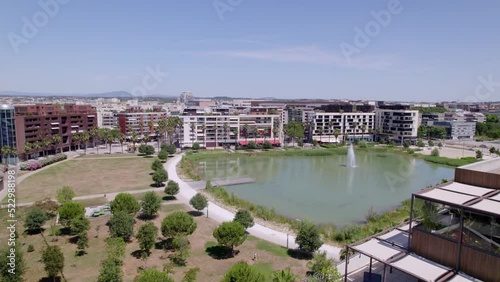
[77,153,142,159]
[18,158,154,203]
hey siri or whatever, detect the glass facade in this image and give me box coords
[0,105,17,164]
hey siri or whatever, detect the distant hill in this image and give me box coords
[0,91,180,98]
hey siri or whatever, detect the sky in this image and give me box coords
[1,0,499,101]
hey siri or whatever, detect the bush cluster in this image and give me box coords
[20,154,67,170]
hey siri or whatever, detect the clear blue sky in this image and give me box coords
[1,0,499,101]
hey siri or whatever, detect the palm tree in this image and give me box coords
[24,142,33,160]
[318,128,324,143]
[138,121,144,135]
[158,119,167,143]
[352,122,358,141]
[1,146,10,165]
[361,123,367,141]
[222,122,229,148]
[117,133,126,154]
[243,124,249,143]
[328,120,334,143]
[273,126,279,145]
[333,129,340,144]
[42,137,51,156]
[52,134,62,154]
[190,122,196,146]
[106,130,116,154]
[200,123,206,148]
[131,131,139,152]
[143,132,150,145]
[90,127,99,154]
[81,130,90,155]
[253,127,259,143]
[368,128,373,142]
[72,132,81,151]
[232,127,238,146]
[154,126,162,151]
[33,141,41,157]
[147,121,153,132]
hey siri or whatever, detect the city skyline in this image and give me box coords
[1,1,500,101]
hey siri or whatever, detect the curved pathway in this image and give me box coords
[165,153,342,260]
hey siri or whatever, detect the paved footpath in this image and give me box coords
[165,153,342,260]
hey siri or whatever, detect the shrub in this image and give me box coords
[431,148,440,157]
[169,235,190,266]
[152,169,168,187]
[182,267,200,282]
[56,186,75,204]
[428,140,434,147]
[438,142,443,148]
[192,142,200,151]
[221,261,265,282]
[161,143,177,155]
[417,140,425,147]
[133,269,174,282]
[476,150,483,159]
[137,222,158,256]
[358,140,367,148]
[141,191,161,218]
[27,245,34,252]
[402,141,410,148]
[20,153,67,170]
[263,141,272,149]
[158,150,168,161]
[151,159,163,171]
[247,141,257,150]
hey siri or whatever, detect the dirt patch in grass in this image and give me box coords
[18,158,154,202]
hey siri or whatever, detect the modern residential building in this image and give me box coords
[431,121,476,140]
[343,158,500,282]
[375,106,419,143]
[312,112,375,143]
[14,104,97,157]
[97,111,118,129]
[117,106,167,138]
[179,114,282,148]
[0,104,17,164]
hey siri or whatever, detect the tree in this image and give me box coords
[41,245,64,281]
[0,246,25,282]
[189,193,208,213]
[233,209,254,229]
[272,268,298,282]
[161,211,197,238]
[137,222,158,256]
[104,237,126,265]
[192,142,200,150]
[58,201,85,227]
[438,142,443,148]
[70,215,90,235]
[151,158,163,171]
[162,143,176,155]
[164,181,180,198]
[416,140,425,147]
[476,150,483,159]
[296,220,323,253]
[158,149,168,161]
[306,252,340,282]
[24,208,48,232]
[141,191,161,218]
[431,148,440,157]
[133,269,174,282]
[152,169,168,187]
[490,146,497,155]
[403,141,410,149]
[182,267,200,282]
[33,198,59,218]
[98,257,124,282]
[213,221,247,255]
[109,211,135,241]
[139,144,155,156]
[169,235,190,266]
[221,261,265,282]
[56,186,75,204]
[76,231,89,256]
[111,193,140,215]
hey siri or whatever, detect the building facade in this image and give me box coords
[0,105,17,164]
[117,107,167,138]
[179,114,282,148]
[312,112,375,143]
[14,104,97,157]
[375,108,419,142]
[432,121,476,140]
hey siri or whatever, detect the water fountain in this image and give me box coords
[346,144,356,168]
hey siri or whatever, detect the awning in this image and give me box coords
[418,188,476,206]
[238,140,280,145]
[391,253,450,282]
[351,238,403,262]
[439,182,494,197]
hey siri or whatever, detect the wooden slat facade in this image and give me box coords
[410,227,500,282]
[454,168,500,189]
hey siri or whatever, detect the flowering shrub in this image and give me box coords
[20,154,67,171]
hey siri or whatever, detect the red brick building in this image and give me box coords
[14,104,97,156]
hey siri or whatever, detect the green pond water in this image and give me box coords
[197,151,454,225]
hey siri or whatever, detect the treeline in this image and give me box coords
[410,107,448,114]
[476,114,500,138]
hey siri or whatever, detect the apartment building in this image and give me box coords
[14,104,97,156]
[117,106,167,138]
[179,114,282,148]
[375,106,419,142]
[0,105,17,164]
[312,112,375,143]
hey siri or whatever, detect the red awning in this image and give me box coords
[238,140,280,145]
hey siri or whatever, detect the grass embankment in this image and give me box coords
[420,155,478,167]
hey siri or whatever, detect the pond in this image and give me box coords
[197,151,454,225]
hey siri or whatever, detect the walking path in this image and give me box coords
[165,153,342,260]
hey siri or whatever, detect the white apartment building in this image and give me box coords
[179,114,282,148]
[97,111,118,129]
[312,112,375,143]
[117,111,167,138]
[375,109,419,142]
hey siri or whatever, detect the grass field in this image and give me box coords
[18,157,154,202]
[3,203,310,282]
